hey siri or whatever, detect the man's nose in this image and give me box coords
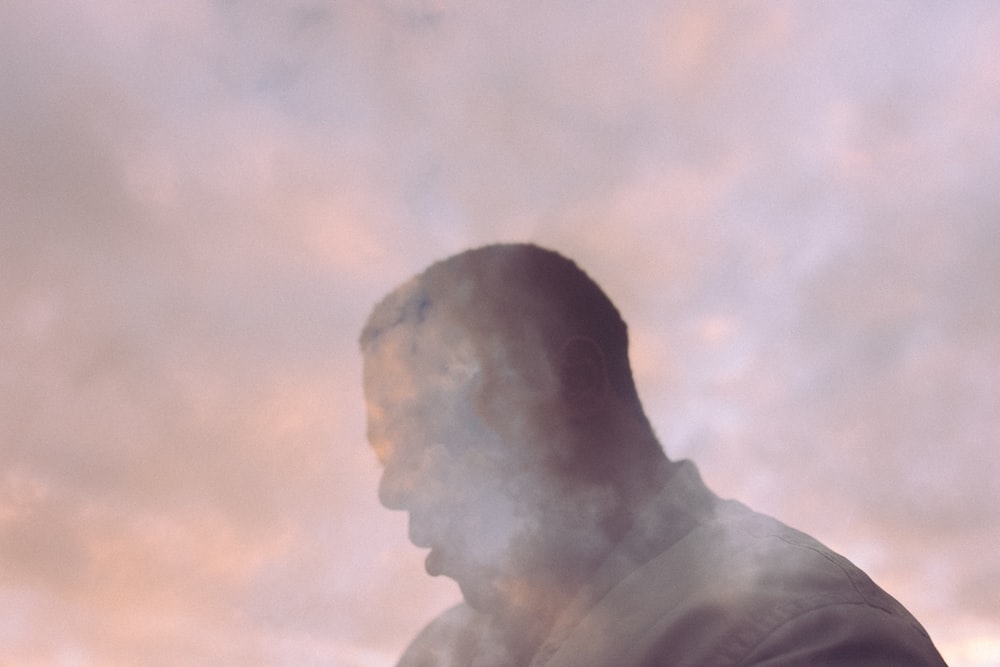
[378,463,414,510]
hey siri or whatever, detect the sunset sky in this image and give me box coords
[2,1,999,665]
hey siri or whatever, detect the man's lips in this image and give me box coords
[408,515,433,549]
[425,548,445,576]
[408,515,445,575]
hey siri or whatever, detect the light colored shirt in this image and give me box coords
[398,461,947,666]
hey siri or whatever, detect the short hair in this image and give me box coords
[361,244,643,412]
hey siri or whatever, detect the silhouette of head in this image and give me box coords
[360,244,657,625]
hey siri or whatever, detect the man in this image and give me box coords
[360,244,947,666]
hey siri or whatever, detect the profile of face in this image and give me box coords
[363,318,619,617]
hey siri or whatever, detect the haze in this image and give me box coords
[2,1,998,665]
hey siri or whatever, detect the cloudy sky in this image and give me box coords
[2,1,998,665]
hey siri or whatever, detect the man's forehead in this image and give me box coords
[363,322,482,407]
[363,327,497,463]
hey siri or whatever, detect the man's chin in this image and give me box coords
[424,552,508,613]
[458,579,504,613]
[459,575,560,651]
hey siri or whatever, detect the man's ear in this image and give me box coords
[557,336,610,415]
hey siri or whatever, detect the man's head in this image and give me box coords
[361,243,643,398]
[360,244,662,622]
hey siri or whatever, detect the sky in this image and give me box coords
[1,0,998,665]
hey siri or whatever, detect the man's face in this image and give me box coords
[362,324,593,614]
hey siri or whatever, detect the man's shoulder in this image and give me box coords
[619,498,944,665]
[645,465,919,620]
[704,499,921,620]
[635,463,908,618]
[537,491,946,666]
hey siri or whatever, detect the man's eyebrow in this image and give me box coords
[371,438,392,466]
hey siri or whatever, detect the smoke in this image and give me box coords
[363,244,956,665]
[362,246,655,664]
[2,0,999,664]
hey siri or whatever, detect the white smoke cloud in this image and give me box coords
[2,0,998,664]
